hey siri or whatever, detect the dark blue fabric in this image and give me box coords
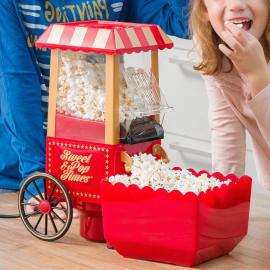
[0,0,45,190]
[0,0,126,191]
[123,0,190,38]
[0,0,189,191]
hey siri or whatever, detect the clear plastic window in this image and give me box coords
[55,51,172,144]
[57,51,106,121]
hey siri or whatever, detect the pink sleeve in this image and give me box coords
[247,85,270,148]
[205,80,246,176]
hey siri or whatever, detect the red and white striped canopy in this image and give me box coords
[36,20,173,54]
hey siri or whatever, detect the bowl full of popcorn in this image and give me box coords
[100,153,252,267]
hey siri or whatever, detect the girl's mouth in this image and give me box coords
[229,19,253,30]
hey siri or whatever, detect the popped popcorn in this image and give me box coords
[109,153,231,195]
[56,52,154,123]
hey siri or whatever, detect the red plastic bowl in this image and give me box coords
[100,170,252,267]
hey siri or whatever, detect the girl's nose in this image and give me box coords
[227,0,246,12]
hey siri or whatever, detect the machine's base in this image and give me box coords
[77,202,105,242]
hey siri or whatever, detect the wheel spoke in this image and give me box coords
[50,195,65,206]
[51,206,68,212]
[34,214,44,230]
[21,202,39,207]
[47,183,57,201]
[43,178,47,200]
[24,189,41,202]
[49,213,58,234]
[24,210,41,219]
[33,180,44,200]
[45,214,48,235]
[51,210,65,224]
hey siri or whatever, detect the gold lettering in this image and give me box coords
[65,5,77,21]
[87,1,94,19]
[60,161,68,171]
[85,154,93,163]
[77,164,90,174]
[77,3,91,21]
[55,7,63,22]
[44,1,110,23]
[98,0,109,19]
[60,170,90,183]
[69,161,80,170]
[93,1,103,19]
[45,1,55,22]
[59,150,93,183]
[62,9,68,22]
[60,150,71,160]
[80,156,88,163]
[60,151,92,163]
[66,161,91,173]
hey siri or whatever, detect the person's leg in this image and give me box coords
[0,0,46,185]
[0,61,45,199]
[0,107,21,191]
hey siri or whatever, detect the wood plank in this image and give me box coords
[0,192,269,269]
[151,50,160,123]
[47,49,60,137]
[105,55,120,144]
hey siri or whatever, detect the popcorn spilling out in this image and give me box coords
[56,51,156,122]
[109,153,231,195]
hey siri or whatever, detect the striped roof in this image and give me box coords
[36,20,173,54]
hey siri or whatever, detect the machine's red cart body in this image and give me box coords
[36,20,173,241]
[45,137,157,204]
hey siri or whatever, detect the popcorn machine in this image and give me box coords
[18,20,173,241]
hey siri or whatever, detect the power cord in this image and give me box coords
[0,214,20,218]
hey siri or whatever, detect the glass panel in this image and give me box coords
[54,51,172,144]
[55,51,106,143]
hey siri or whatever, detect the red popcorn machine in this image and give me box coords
[18,20,172,241]
[17,20,252,268]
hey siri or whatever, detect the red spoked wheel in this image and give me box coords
[18,173,73,241]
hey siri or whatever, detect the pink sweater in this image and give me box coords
[203,69,270,189]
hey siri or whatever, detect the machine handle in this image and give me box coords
[121,151,133,173]
[152,144,170,164]
[121,144,170,173]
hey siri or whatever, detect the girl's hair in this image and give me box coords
[190,0,270,75]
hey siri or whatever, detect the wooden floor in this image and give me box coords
[0,192,269,270]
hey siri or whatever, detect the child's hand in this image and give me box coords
[219,21,270,97]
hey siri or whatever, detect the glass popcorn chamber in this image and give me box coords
[16,20,252,268]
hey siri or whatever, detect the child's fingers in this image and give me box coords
[224,21,249,44]
[221,31,243,52]
[218,44,234,59]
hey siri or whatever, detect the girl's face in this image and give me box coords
[203,0,269,39]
